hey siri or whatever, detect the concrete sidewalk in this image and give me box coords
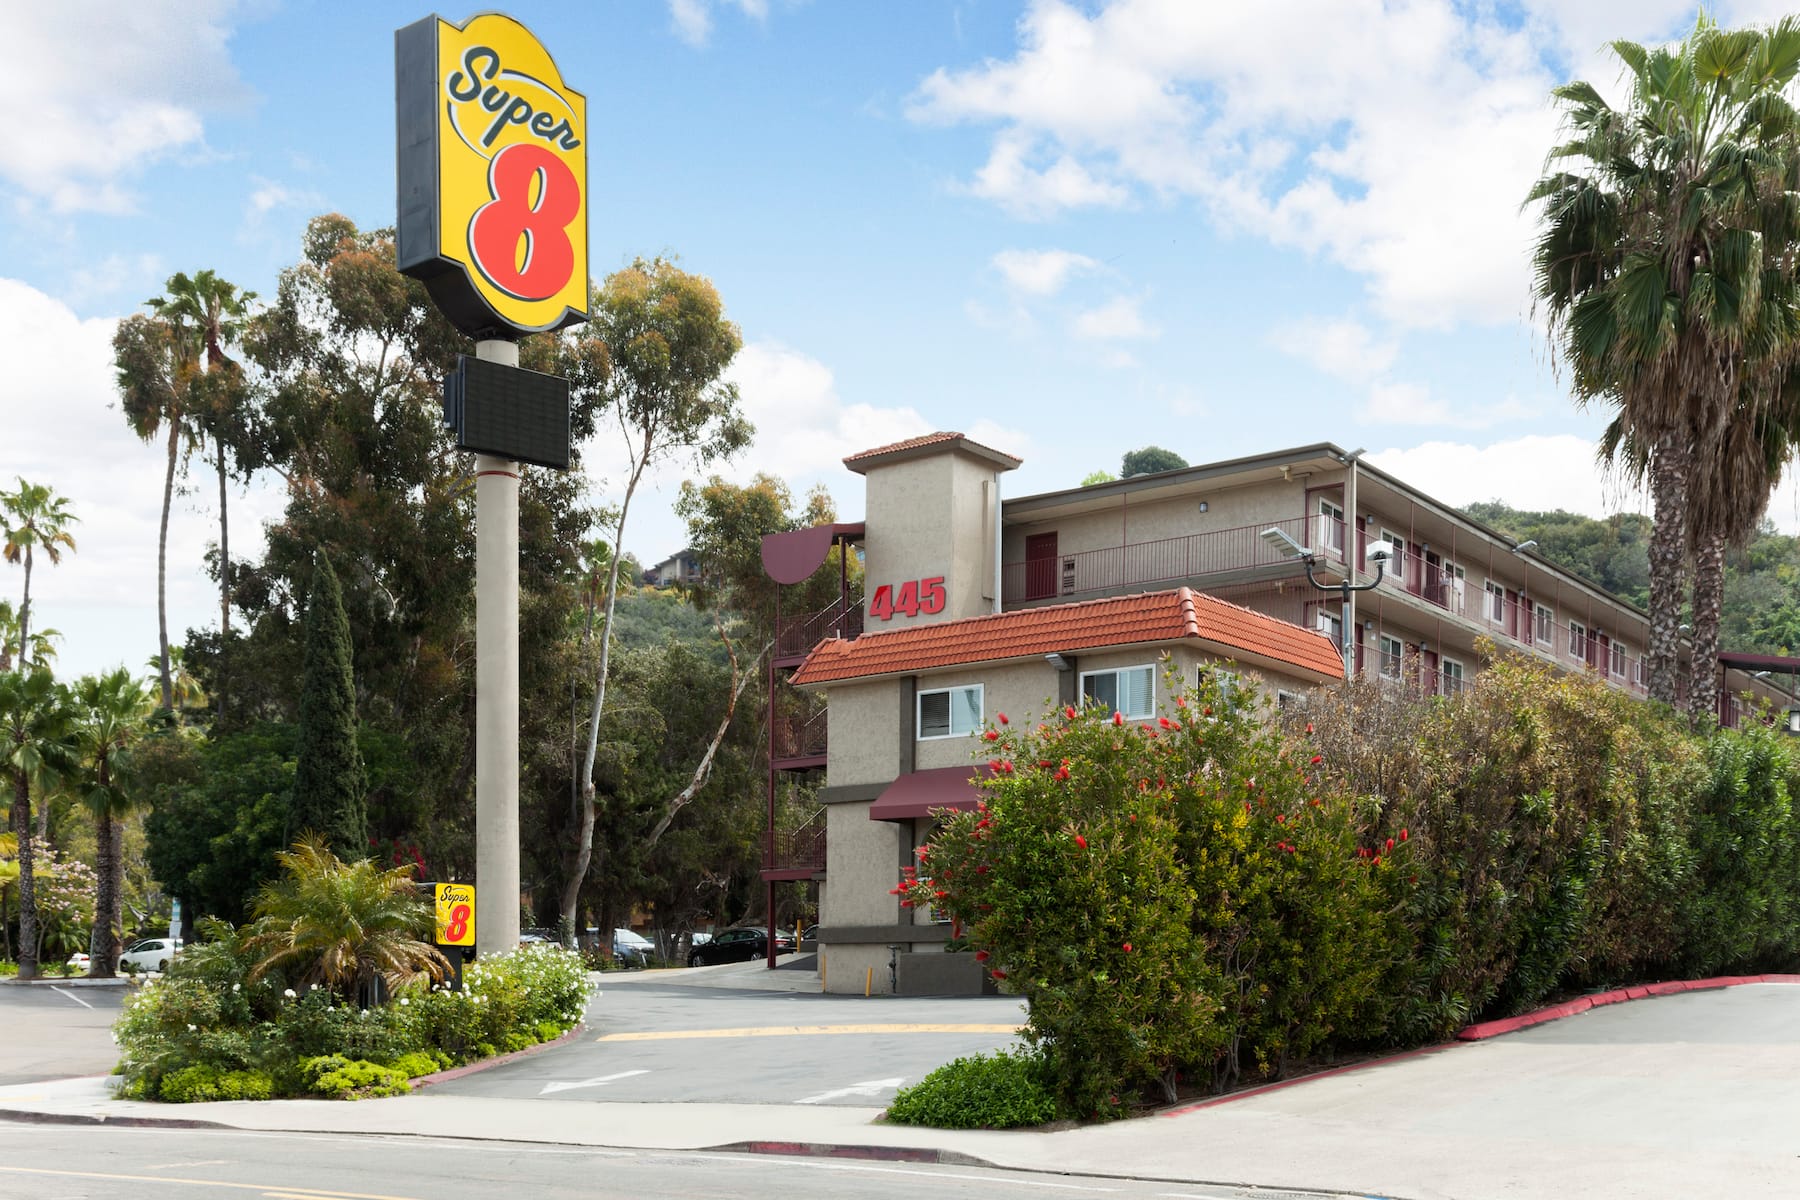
[3,983,1798,1198]
[598,954,822,992]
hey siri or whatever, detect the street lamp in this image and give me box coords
[1261,527,1392,682]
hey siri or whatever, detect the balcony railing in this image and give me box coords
[765,807,827,874]
[775,594,864,661]
[771,696,828,763]
[1002,516,1329,604]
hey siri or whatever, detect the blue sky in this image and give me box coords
[6,0,1799,680]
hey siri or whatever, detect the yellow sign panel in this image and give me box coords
[434,882,476,946]
[397,13,589,337]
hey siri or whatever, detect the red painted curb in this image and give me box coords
[1456,974,1800,1041]
[1159,1040,1456,1116]
[407,1023,586,1089]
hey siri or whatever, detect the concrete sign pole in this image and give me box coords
[475,337,521,956]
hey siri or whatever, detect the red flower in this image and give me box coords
[1400,828,1409,842]
[1074,833,1088,849]
[1158,716,1172,729]
[1122,942,1133,953]
[976,864,989,874]
[988,758,1002,771]
[1306,722,1314,734]
[1065,705,1078,720]
[974,950,990,962]
[1176,696,1187,708]
[1385,837,1395,852]
[1310,754,1323,764]
[1203,706,1213,716]
[1038,760,1053,769]
[983,729,1000,741]
[997,712,1009,725]
[916,846,929,861]
[1372,856,1382,867]
[1113,711,1125,726]
[991,969,1007,980]
[999,760,1014,774]
[1055,766,1070,781]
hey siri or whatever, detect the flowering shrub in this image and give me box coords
[113,928,594,1101]
[902,666,1393,1113]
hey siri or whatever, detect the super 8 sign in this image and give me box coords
[396,13,588,338]
[434,883,476,947]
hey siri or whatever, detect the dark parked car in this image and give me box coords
[687,927,794,967]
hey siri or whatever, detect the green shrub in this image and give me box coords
[886,1049,1060,1129]
[298,1055,410,1100]
[158,1064,274,1103]
[385,1051,444,1079]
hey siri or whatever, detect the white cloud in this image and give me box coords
[1367,435,1643,518]
[0,278,273,681]
[0,2,246,215]
[666,0,770,48]
[1269,317,1397,384]
[1073,295,1158,341]
[992,248,1100,296]
[1361,382,1538,430]
[911,0,1755,328]
[243,176,326,230]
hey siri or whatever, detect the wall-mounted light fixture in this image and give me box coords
[1045,652,1072,672]
[1197,500,1209,513]
[1512,539,1538,555]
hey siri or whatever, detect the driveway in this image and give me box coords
[0,979,128,1085]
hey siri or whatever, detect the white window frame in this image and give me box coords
[1276,688,1304,710]
[1197,666,1239,709]
[1533,603,1554,646]
[1569,620,1588,660]
[1440,656,1465,696]
[1484,580,1506,624]
[1378,635,1404,680]
[1316,497,1346,557]
[917,684,983,740]
[1316,608,1344,649]
[1441,561,1467,612]
[1380,527,1407,582]
[1082,664,1155,721]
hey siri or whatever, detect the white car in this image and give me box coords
[119,938,180,973]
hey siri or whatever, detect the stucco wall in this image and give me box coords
[1003,477,1310,566]
[862,450,1002,630]
[822,799,901,927]
[824,680,908,788]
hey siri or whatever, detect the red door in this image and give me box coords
[1025,532,1058,601]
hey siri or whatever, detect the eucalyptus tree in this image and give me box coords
[70,669,154,976]
[1529,15,1800,707]
[1,479,78,676]
[0,670,78,979]
[147,270,256,720]
[114,303,204,710]
[560,257,751,939]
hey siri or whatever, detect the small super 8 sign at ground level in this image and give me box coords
[435,883,476,946]
[396,12,589,338]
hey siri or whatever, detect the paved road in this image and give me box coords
[0,981,126,1084]
[433,972,1031,1107]
[0,1123,1281,1200]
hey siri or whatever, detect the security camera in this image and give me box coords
[1366,540,1398,565]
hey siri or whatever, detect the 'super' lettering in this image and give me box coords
[446,45,582,151]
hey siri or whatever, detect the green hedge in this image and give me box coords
[903,655,1800,1121]
[113,941,592,1102]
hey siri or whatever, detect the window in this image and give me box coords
[1380,528,1407,580]
[1569,620,1588,660]
[1484,580,1506,624]
[1440,657,1465,696]
[1533,603,1554,646]
[1378,635,1404,680]
[1197,667,1239,708]
[1316,609,1344,649]
[1316,498,1345,556]
[1276,689,1304,710]
[1082,665,1154,720]
[1610,641,1626,677]
[917,685,982,739]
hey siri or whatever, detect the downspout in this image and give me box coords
[993,476,1003,614]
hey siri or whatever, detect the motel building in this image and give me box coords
[757,433,1798,995]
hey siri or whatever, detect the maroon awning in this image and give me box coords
[867,765,992,822]
[760,522,865,585]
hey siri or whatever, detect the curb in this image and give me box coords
[407,1023,587,1089]
[1456,973,1800,1041]
[709,1140,995,1166]
[0,1105,232,1131]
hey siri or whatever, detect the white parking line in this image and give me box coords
[49,987,93,1010]
[793,1077,905,1104]
[539,1070,651,1095]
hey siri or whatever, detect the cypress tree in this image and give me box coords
[290,552,368,857]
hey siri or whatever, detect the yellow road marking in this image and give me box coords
[0,1166,421,1200]
[596,1022,1023,1042]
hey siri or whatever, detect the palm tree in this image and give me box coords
[143,649,207,713]
[245,837,449,1005]
[0,831,16,964]
[0,600,59,674]
[114,307,203,710]
[71,669,153,977]
[1,479,78,677]
[1529,15,1800,708]
[147,271,255,721]
[0,670,79,979]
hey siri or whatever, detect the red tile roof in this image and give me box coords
[790,587,1343,685]
[842,432,1023,473]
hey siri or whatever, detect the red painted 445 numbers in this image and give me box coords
[869,577,945,621]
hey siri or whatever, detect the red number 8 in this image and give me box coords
[444,903,471,942]
[469,142,581,302]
